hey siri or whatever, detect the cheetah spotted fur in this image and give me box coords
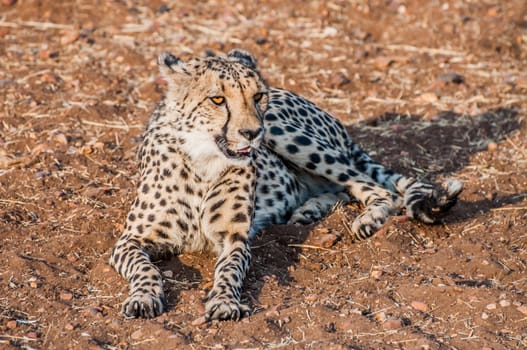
[110,49,463,320]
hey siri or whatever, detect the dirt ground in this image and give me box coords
[1,0,526,349]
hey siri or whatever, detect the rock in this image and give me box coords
[6,320,17,329]
[372,57,394,71]
[329,72,350,88]
[383,318,403,330]
[60,30,80,46]
[516,305,527,315]
[499,300,510,307]
[438,72,465,84]
[41,73,60,84]
[39,49,58,60]
[487,142,498,152]
[191,316,207,326]
[26,332,38,339]
[486,303,497,310]
[481,312,489,320]
[374,311,387,322]
[108,318,122,330]
[414,92,438,103]
[130,329,142,340]
[60,292,74,301]
[82,306,102,317]
[53,133,68,145]
[370,270,382,279]
[64,323,74,331]
[162,270,174,278]
[314,232,340,248]
[410,301,429,312]
[304,294,318,303]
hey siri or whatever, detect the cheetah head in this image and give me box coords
[157,49,268,168]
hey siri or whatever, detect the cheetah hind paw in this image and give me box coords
[288,192,351,225]
[406,179,463,224]
[122,291,166,319]
[205,296,251,321]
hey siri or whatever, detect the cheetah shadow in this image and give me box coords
[246,107,524,307]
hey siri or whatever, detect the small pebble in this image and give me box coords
[370,270,382,279]
[487,142,498,152]
[410,301,429,312]
[329,72,350,88]
[60,292,74,301]
[314,232,340,248]
[499,300,510,307]
[438,72,465,84]
[414,92,438,103]
[108,318,122,330]
[481,312,489,320]
[64,323,74,331]
[517,305,527,315]
[486,303,497,310]
[374,311,387,322]
[41,73,60,84]
[191,316,207,326]
[60,30,80,45]
[26,332,38,339]
[162,270,174,278]
[304,294,318,303]
[383,318,403,330]
[130,329,142,340]
[53,133,68,145]
[6,320,17,329]
[82,306,102,317]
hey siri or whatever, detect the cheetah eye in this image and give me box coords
[210,96,225,105]
[253,93,263,103]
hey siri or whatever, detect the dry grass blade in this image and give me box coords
[0,20,74,30]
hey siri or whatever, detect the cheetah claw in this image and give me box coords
[122,292,166,319]
[204,297,251,321]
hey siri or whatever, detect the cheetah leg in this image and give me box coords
[344,150,463,223]
[289,191,350,225]
[205,239,252,321]
[263,89,462,238]
[201,167,255,321]
[267,138,401,239]
[110,233,166,318]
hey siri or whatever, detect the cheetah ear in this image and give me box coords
[157,52,187,77]
[227,49,257,69]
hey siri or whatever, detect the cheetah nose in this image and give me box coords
[239,127,262,141]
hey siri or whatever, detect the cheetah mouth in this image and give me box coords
[215,136,253,159]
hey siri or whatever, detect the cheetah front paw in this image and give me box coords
[122,291,166,319]
[205,296,251,321]
[405,179,463,223]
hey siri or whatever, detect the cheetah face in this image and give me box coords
[158,49,268,166]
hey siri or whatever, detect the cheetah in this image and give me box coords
[109,49,462,321]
